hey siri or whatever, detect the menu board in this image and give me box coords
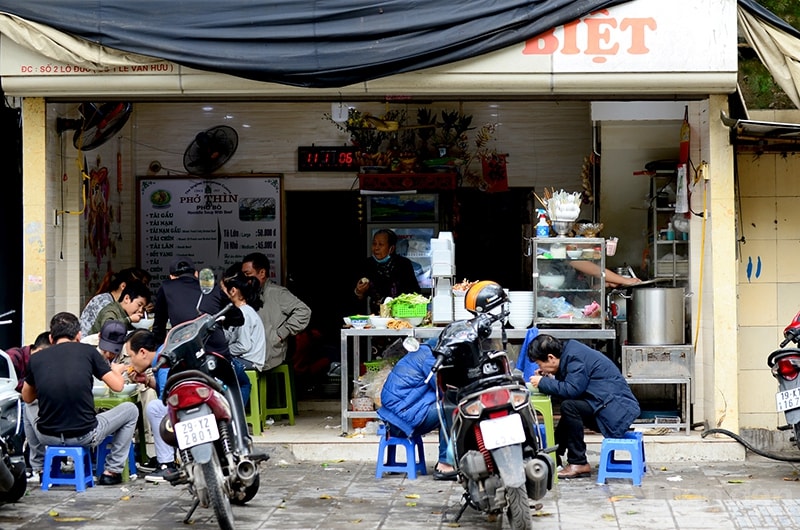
[138,176,282,292]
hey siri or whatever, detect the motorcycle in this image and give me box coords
[0,310,28,503]
[428,288,554,530]
[155,273,267,530]
[768,309,800,448]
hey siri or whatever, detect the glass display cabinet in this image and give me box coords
[532,236,608,329]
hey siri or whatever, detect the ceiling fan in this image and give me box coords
[56,102,133,151]
[183,125,239,176]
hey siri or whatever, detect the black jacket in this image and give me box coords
[152,275,231,356]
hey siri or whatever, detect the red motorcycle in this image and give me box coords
[156,276,266,530]
[768,310,800,449]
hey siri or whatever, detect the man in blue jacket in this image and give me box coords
[528,334,640,479]
[377,342,455,480]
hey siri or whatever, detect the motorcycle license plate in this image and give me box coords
[175,413,220,450]
[479,414,526,450]
[776,388,800,412]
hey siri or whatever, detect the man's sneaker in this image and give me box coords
[137,456,159,474]
[145,463,178,483]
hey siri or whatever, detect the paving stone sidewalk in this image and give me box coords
[0,447,798,529]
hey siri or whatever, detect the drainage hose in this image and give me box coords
[702,428,800,462]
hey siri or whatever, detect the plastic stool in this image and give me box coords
[531,394,557,483]
[262,364,295,426]
[375,424,427,479]
[42,446,94,492]
[95,436,137,481]
[596,432,646,486]
[245,370,265,435]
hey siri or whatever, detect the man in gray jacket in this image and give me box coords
[241,252,311,371]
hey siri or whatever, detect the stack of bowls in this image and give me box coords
[507,291,534,329]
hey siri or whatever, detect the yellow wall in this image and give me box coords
[736,109,800,429]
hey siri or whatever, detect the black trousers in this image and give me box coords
[554,399,600,466]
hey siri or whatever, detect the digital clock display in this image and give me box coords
[297,146,359,172]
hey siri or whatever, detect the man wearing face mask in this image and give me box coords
[352,229,421,316]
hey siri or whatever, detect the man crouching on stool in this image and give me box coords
[527,334,640,479]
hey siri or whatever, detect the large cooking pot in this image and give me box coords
[627,285,687,345]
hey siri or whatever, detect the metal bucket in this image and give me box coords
[628,287,686,345]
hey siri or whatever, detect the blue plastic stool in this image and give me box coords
[42,445,94,492]
[95,436,138,481]
[536,423,547,447]
[375,424,427,479]
[596,431,646,486]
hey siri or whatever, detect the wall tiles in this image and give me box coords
[738,196,776,241]
[737,326,780,371]
[738,282,777,327]
[737,153,775,197]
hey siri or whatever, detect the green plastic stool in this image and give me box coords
[531,393,557,483]
[262,364,295,426]
[245,370,264,436]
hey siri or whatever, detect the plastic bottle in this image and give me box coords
[666,222,675,241]
[536,214,550,237]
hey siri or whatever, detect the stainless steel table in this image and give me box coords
[339,326,616,433]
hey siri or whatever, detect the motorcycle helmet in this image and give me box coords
[464,280,507,315]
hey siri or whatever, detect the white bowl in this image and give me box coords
[369,316,391,329]
[110,383,138,397]
[92,385,109,397]
[403,317,424,327]
[132,318,154,330]
[539,274,566,290]
[566,250,583,259]
[348,316,370,329]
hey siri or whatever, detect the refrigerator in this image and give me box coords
[366,193,439,291]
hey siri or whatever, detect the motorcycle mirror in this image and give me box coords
[402,337,420,352]
[198,268,215,295]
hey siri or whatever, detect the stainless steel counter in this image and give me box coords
[339,325,616,433]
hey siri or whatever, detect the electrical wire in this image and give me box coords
[702,428,800,462]
[693,177,708,350]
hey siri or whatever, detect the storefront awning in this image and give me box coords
[721,109,800,152]
[0,0,635,89]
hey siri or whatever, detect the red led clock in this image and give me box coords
[297,146,358,172]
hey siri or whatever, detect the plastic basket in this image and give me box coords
[391,302,428,318]
[364,361,385,372]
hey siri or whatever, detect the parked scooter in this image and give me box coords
[768,309,800,448]
[428,282,554,530]
[0,310,28,503]
[155,272,267,530]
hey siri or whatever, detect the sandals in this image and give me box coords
[433,464,457,481]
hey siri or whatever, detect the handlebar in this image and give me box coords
[424,354,446,384]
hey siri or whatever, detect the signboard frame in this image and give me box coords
[137,174,283,292]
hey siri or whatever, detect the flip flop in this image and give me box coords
[433,465,457,481]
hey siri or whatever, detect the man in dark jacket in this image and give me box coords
[528,334,640,479]
[377,343,455,480]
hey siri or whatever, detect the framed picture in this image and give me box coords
[366,193,438,223]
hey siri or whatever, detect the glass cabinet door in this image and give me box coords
[532,237,607,329]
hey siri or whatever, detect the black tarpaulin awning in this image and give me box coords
[0,0,632,89]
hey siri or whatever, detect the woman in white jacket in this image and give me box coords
[221,264,267,371]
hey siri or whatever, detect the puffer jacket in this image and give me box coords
[537,340,640,438]
[377,345,436,437]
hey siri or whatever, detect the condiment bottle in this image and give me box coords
[536,214,550,237]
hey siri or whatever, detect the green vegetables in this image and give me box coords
[384,293,429,308]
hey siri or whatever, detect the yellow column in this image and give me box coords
[707,94,738,432]
[21,98,47,342]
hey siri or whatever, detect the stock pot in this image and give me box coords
[626,284,687,345]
